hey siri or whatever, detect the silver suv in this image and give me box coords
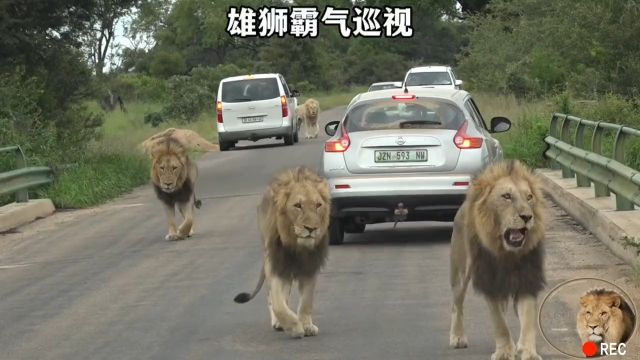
[321,88,512,245]
[216,73,299,151]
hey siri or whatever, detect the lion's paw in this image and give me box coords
[516,348,542,360]
[492,346,516,360]
[449,335,468,348]
[272,322,284,332]
[287,322,305,339]
[303,323,318,337]
[165,233,184,241]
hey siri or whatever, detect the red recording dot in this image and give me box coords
[582,341,598,357]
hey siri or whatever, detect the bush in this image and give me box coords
[162,75,212,123]
[108,74,167,102]
[144,112,166,127]
[498,113,550,168]
[0,70,103,165]
[150,50,187,79]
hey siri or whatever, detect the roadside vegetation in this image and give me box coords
[3,0,640,209]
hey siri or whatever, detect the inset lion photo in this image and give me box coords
[539,278,638,358]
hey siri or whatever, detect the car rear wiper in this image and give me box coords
[231,97,254,102]
[399,120,442,126]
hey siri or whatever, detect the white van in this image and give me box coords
[402,66,463,90]
[216,73,299,151]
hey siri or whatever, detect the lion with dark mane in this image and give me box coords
[234,166,331,338]
[449,159,546,360]
[140,128,219,241]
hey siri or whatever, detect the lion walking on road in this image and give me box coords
[449,160,547,360]
[140,128,219,241]
[295,99,320,139]
[234,166,331,338]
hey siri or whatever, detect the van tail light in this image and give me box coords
[280,96,288,117]
[324,125,350,152]
[392,94,416,101]
[454,121,483,149]
[216,101,223,123]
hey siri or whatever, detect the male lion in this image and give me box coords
[577,288,635,354]
[449,160,546,360]
[295,98,320,139]
[234,166,331,338]
[140,128,219,241]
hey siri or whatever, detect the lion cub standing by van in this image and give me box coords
[140,128,219,241]
[449,160,546,360]
[234,167,331,338]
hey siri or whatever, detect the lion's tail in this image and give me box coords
[233,266,265,304]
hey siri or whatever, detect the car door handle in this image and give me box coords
[248,106,256,110]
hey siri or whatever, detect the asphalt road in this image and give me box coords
[0,106,638,360]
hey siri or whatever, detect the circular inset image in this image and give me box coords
[539,278,637,358]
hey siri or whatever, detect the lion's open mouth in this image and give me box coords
[504,228,527,248]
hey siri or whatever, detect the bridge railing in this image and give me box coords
[544,113,640,210]
[0,146,53,203]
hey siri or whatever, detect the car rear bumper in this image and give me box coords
[331,194,464,222]
[218,124,293,142]
[327,174,470,221]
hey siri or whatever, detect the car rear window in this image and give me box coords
[221,78,280,102]
[369,84,398,91]
[405,72,452,86]
[344,99,465,132]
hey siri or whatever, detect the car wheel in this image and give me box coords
[344,221,365,234]
[284,131,294,145]
[219,141,232,151]
[329,217,344,245]
[293,127,299,143]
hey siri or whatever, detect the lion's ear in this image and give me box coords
[579,295,589,307]
[607,294,622,308]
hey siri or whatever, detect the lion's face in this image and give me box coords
[306,101,319,117]
[487,176,537,252]
[470,160,545,256]
[578,293,624,343]
[282,183,330,248]
[153,153,186,193]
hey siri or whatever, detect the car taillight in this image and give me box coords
[216,101,223,123]
[324,126,350,152]
[454,121,483,149]
[280,96,288,117]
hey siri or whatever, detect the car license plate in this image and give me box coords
[241,116,264,123]
[374,149,428,162]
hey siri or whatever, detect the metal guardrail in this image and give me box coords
[0,146,53,203]
[544,113,640,210]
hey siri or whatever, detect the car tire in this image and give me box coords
[284,131,294,145]
[344,221,365,234]
[219,141,232,151]
[329,217,344,245]
[293,127,299,143]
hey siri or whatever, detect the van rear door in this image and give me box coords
[219,77,283,132]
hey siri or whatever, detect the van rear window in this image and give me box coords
[221,78,280,102]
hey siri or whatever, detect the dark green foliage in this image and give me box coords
[458,0,640,99]
[144,112,167,127]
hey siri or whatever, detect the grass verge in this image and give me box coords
[36,153,149,209]
[300,86,367,109]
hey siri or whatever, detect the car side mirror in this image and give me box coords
[291,89,300,97]
[490,116,511,133]
[325,121,340,136]
[455,80,463,89]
